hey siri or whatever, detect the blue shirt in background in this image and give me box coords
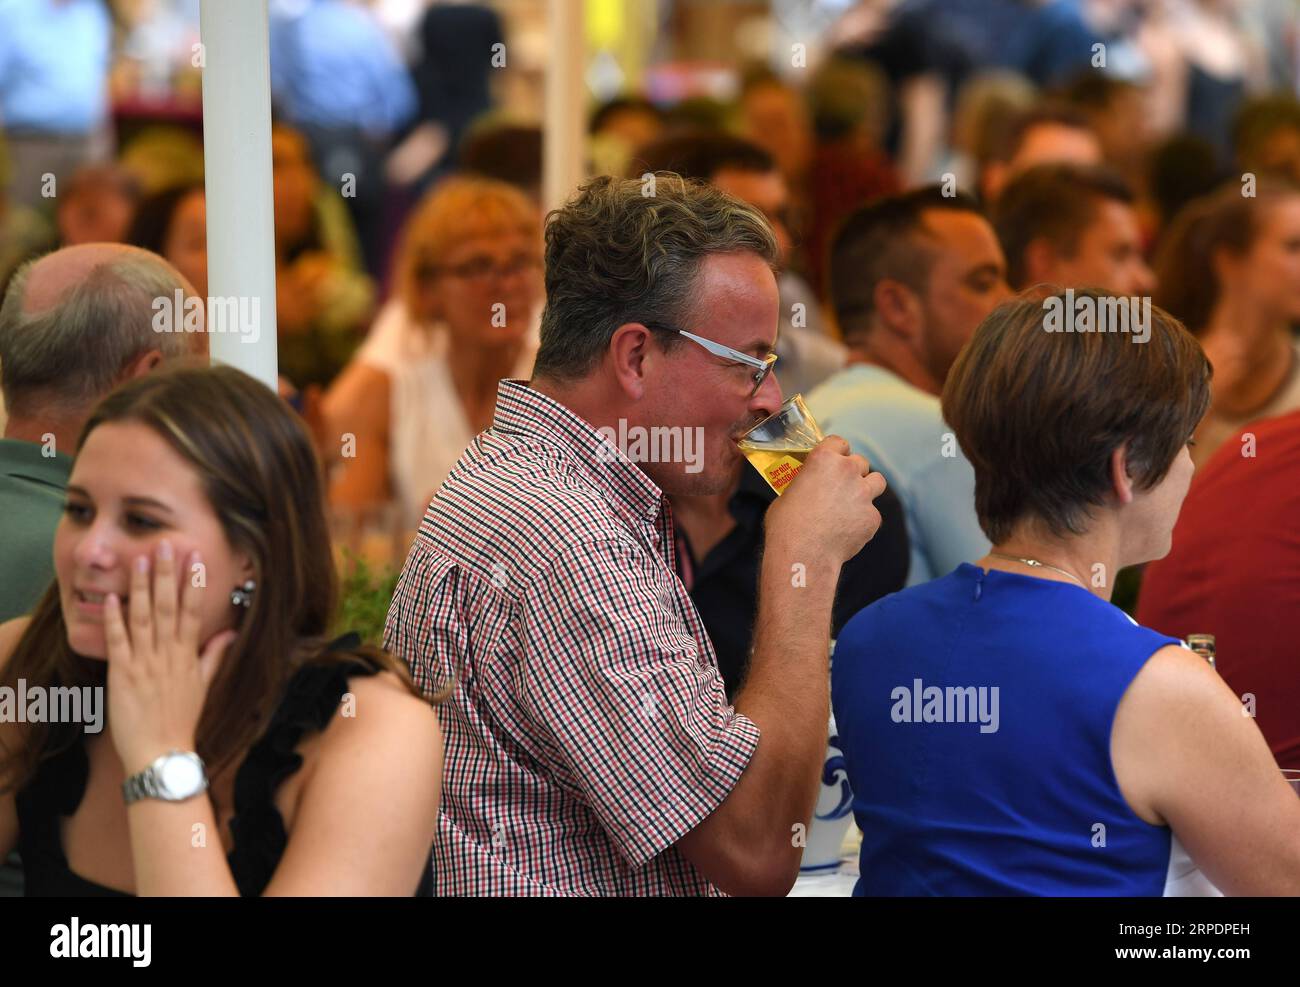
[832,564,1180,896]
[0,0,111,134]
[808,363,989,586]
[270,0,416,136]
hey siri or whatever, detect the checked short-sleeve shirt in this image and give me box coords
[384,379,761,896]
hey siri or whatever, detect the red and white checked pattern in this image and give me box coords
[385,380,761,896]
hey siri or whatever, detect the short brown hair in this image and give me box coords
[942,289,1211,544]
[1232,94,1300,168]
[991,103,1094,165]
[993,163,1135,289]
[829,185,984,343]
[533,173,778,381]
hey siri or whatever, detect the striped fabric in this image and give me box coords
[385,379,761,896]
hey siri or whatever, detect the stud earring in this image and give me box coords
[230,580,256,608]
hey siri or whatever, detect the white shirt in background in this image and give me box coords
[357,299,537,530]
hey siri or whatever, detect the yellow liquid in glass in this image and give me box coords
[739,443,812,495]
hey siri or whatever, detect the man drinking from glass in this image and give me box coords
[385,174,887,896]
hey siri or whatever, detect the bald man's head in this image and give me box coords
[19,243,175,314]
[0,243,207,424]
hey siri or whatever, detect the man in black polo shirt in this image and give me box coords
[672,405,909,699]
[639,133,910,696]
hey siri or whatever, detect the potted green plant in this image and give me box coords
[332,551,400,646]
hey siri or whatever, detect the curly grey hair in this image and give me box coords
[533,173,779,382]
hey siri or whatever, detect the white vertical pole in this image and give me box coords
[544,0,588,216]
[199,0,278,389]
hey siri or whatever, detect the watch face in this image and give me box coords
[159,754,204,798]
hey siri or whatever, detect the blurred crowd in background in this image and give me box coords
[4,0,1300,572]
[5,0,1300,900]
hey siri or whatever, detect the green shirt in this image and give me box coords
[0,437,72,622]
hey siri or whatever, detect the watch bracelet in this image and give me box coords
[122,751,206,804]
[122,765,160,804]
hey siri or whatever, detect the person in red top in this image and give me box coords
[1138,408,1300,770]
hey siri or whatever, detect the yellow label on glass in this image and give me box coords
[740,445,811,495]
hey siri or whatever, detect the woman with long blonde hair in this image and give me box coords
[323,177,543,532]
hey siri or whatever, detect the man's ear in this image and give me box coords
[873,279,923,341]
[607,322,653,400]
[1022,237,1058,286]
[1110,443,1136,505]
[119,348,164,382]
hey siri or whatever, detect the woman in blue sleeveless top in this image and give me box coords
[833,289,1300,896]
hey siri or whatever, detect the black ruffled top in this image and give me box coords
[15,634,433,896]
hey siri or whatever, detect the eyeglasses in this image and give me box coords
[419,255,541,285]
[644,321,779,396]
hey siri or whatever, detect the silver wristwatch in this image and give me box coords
[122,750,209,805]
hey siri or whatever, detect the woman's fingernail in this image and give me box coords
[135,555,149,574]
[158,540,173,561]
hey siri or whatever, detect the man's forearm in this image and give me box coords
[730,535,840,860]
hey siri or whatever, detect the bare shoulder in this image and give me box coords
[323,670,441,751]
[1122,642,1229,711]
[1112,642,1247,824]
[263,667,442,895]
[322,361,390,431]
[343,668,430,703]
[0,618,33,768]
